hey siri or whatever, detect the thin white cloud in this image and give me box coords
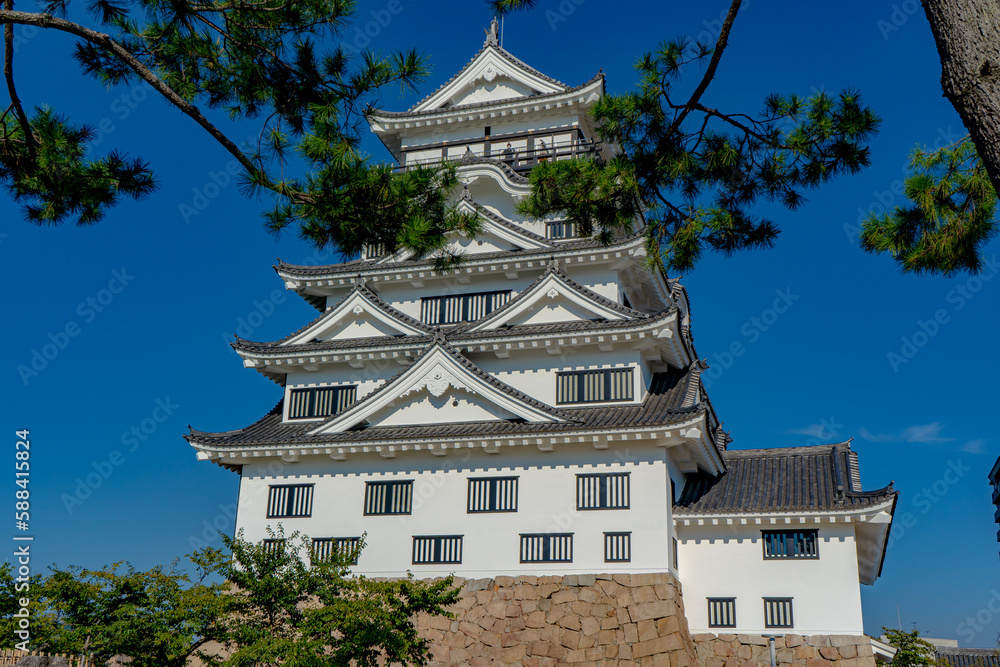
[857,427,896,443]
[900,422,954,443]
[960,439,988,454]
[786,424,832,439]
[858,422,956,444]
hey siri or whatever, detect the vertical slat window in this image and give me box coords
[519,533,573,563]
[556,368,634,404]
[762,530,819,559]
[467,477,519,513]
[546,221,578,239]
[412,536,463,564]
[311,537,360,565]
[420,291,511,325]
[261,539,285,554]
[672,537,679,570]
[288,386,357,419]
[604,532,631,562]
[763,598,794,628]
[364,481,413,515]
[266,484,314,518]
[576,473,630,510]
[707,598,737,628]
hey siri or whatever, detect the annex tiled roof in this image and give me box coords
[936,648,1000,667]
[674,441,896,514]
[186,364,703,448]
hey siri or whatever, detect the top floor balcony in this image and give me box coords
[395,127,604,175]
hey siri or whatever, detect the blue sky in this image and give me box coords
[2,0,997,647]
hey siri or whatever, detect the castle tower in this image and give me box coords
[188,25,896,638]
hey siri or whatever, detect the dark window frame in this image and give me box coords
[311,537,361,565]
[763,597,794,628]
[762,529,819,559]
[707,598,737,628]
[576,472,631,510]
[266,484,314,518]
[287,385,357,420]
[419,290,512,325]
[604,531,632,562]
[556,368,635,405]
[364,480,414,516]
[412,535,464,565]
[519,533,573,563]
[467,476,519,513]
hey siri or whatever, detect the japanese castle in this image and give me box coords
[188,22,898,636]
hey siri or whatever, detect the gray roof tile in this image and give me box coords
[186,364,702,448]
[674,442,896,514]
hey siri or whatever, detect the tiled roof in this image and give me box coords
[274,232,645,278]
[674,441,896,514]
[186,364,702,448]
[233,308,676,355]
[936,648,1000,667]
[459,192,549,242]
[238,282,436,348]
[398,42,570,114]
[378,75,602,119]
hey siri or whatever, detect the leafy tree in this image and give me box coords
[882,627,942,667]
[496,0,880,273]
[494,0,1000,277]
[0,0,480,267]
[3,529,459,666]
[861,138,997,275]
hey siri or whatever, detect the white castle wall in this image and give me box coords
[236,443,680,578]
[677,522,865,635]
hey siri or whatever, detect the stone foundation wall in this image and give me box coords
[414,572,699,666]
[691,633,876,667]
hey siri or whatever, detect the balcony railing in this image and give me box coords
[397,137,603,175]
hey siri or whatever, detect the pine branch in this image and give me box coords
[2,0,34,161]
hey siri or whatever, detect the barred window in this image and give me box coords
[763,598,794,628]
[412,535,463,564]
[420,291,511,325]
[311,537,360,565]
[364,481,413,515]
[672,537,679,570]
[520,533,573,563]
[467,477,518,513]
[577,472,630,510]
[288,386,357,419]
[266,484,314,518]
[762,530,819,559]
[261,539,285,554]
[546,221,578,239]
[604,532,631,562]
[556,368,634,404]
[707,598,736,628]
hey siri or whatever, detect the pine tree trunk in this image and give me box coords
[922,0,1000,195]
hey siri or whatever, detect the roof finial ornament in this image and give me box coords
[486,17,500,47]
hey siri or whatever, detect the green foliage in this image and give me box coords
[861,137,997,276]
[221,527,459,667]
[0,107,155,224]
[1,529,459,666]
[1,0,482,263]
[518,38,879,273]
[882,627,942,667]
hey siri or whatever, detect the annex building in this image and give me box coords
[188,21,898,652]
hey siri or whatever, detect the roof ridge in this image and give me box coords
[459,192,550,242]
[186,399,283,440]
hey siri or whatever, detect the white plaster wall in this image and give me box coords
[236,444,673,578]
[399,114,583,151]
[677,523,865,635]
